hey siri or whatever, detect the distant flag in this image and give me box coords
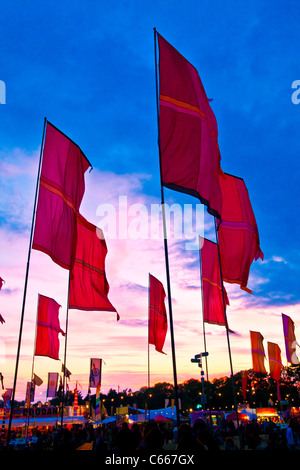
[0,278,4,290]
[0,373,3,389]
[95,383,101,419]
[68,213,119,319]
[282,313,299,365]
[156,32,222,220]
[32,374,43,387]
[218,172,264,294]
[148,274,168,354]
[57,375,63,398]
[47,372,59,398]
[34,294,65,361]
[2,388,12,409]
[241,371,248,401]
[250,331,267,374]
[61,363,72,379]
[32,121,92,270]
[0,315,5,325]
[25,382,35,406]
[200,237,231,330]
[73,382,80,416]
[89,358,102,389]
[268,342,282,401]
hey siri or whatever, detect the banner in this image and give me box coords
[157,32,222,219]
[282,313,299,365]
[47,372,59,398]
[34,294,65,360]
[25,381,35,406]
[148,274,168,354]
[89,358,102,388]
[250,331,267,374]
[33,121,91,270]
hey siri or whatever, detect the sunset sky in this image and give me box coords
[1,1,300,403]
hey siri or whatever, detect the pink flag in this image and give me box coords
[33,122,91,270]
[157,32,222,219]
[34,294,65,360]
[218,172,263,294]
[201,237,230,329]
[68,213,119,319]
[149,274,168,354]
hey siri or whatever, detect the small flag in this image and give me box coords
[61,363,72,379]
[250,331,267,374]
[34,294,65,361]
[32,373,43,387]
[0,373,4,389]
[200,237,232,331]
[148,274,168,354]
[241,371,248,401]
[0,315,5,325]
[25,382,35,406]
[89,358,102,388]
[47,372,59,398]
[282,313,299,365]
[2,388,12,409]
[95,383,101,418]
[73,383,78,416]
[268,342,282,382]
[0,278,4,290]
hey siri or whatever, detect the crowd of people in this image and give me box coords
[2,415,300,452]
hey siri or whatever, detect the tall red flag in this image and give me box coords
[218,173,263,294]
[157,32,222,219]
[282,313,299,365]
[268,342,282,382]
[250,331,267,374]
[68,214,119,319]
[200,237,230,329]
[148,274,168,354]
[34,294,65,360]
[32,122,91,270]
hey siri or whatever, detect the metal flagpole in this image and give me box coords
[7,117,47,445]
[198,236,212,425]
[61,271,71,429]
[26,295,40,442]
[154,27,180,427]
[147,273,150,391]
[214,217,240,433]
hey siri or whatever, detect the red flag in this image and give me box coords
[157,32,222,219]
[68,214,119,319]
[148,274,168,354]
[250,331,267,374]
[200,237,231,329]
[268,342,282,382]
[33,122,91,270]
[34,294,65,360]
[0,278,4,290]
[0,315,5,325]
[282,313,299,365]
[218,173,263,294]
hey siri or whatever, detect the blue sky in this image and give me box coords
[1,1,300,399]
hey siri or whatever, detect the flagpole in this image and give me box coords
[61,271,71,429]
[198,237,209,381]
[7,117,47,445]
[198,236,212,425]
[154,27,180,427]
[25,295,40,442]
[147,273,150,390]
[214,217,240,431]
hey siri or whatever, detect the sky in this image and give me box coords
[1,0,300,403]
